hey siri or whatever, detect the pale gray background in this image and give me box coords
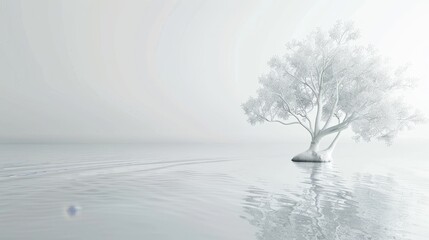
[0,0,428,143]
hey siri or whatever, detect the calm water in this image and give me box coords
[0,143,428,239]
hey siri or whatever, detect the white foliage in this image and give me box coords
[242,21,424,154]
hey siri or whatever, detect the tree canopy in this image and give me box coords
[243,22,423,151]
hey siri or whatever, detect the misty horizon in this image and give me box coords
[1,0,428,144]
[2,1,429,239]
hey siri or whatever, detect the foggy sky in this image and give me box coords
[0,0,428,143]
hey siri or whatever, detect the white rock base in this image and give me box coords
[291,150,332,162]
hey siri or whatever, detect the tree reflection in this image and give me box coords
[242,163,406,240]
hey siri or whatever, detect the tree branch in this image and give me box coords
[258,115,301,126]
[272,94,314,137]
[322,79,340,131]
[298,112,313,133]
[283,68,318,97]
[320,113,354,136]
[325,130,342,152]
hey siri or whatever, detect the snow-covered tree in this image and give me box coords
[242,21,424,162]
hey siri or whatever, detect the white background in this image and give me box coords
[0,0,427,144]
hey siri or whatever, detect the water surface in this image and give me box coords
[1,143,428,239]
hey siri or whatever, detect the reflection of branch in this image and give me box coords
[310,168,327,239]
[243,159,400,239]
[242,164,345,239]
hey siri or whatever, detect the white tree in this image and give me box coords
[242,21,424,162]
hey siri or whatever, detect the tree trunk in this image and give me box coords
[308,139,320,152]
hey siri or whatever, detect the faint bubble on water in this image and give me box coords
[66,205,81,217]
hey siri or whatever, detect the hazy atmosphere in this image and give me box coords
[2,1,429,240]
[1,0,428,143]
